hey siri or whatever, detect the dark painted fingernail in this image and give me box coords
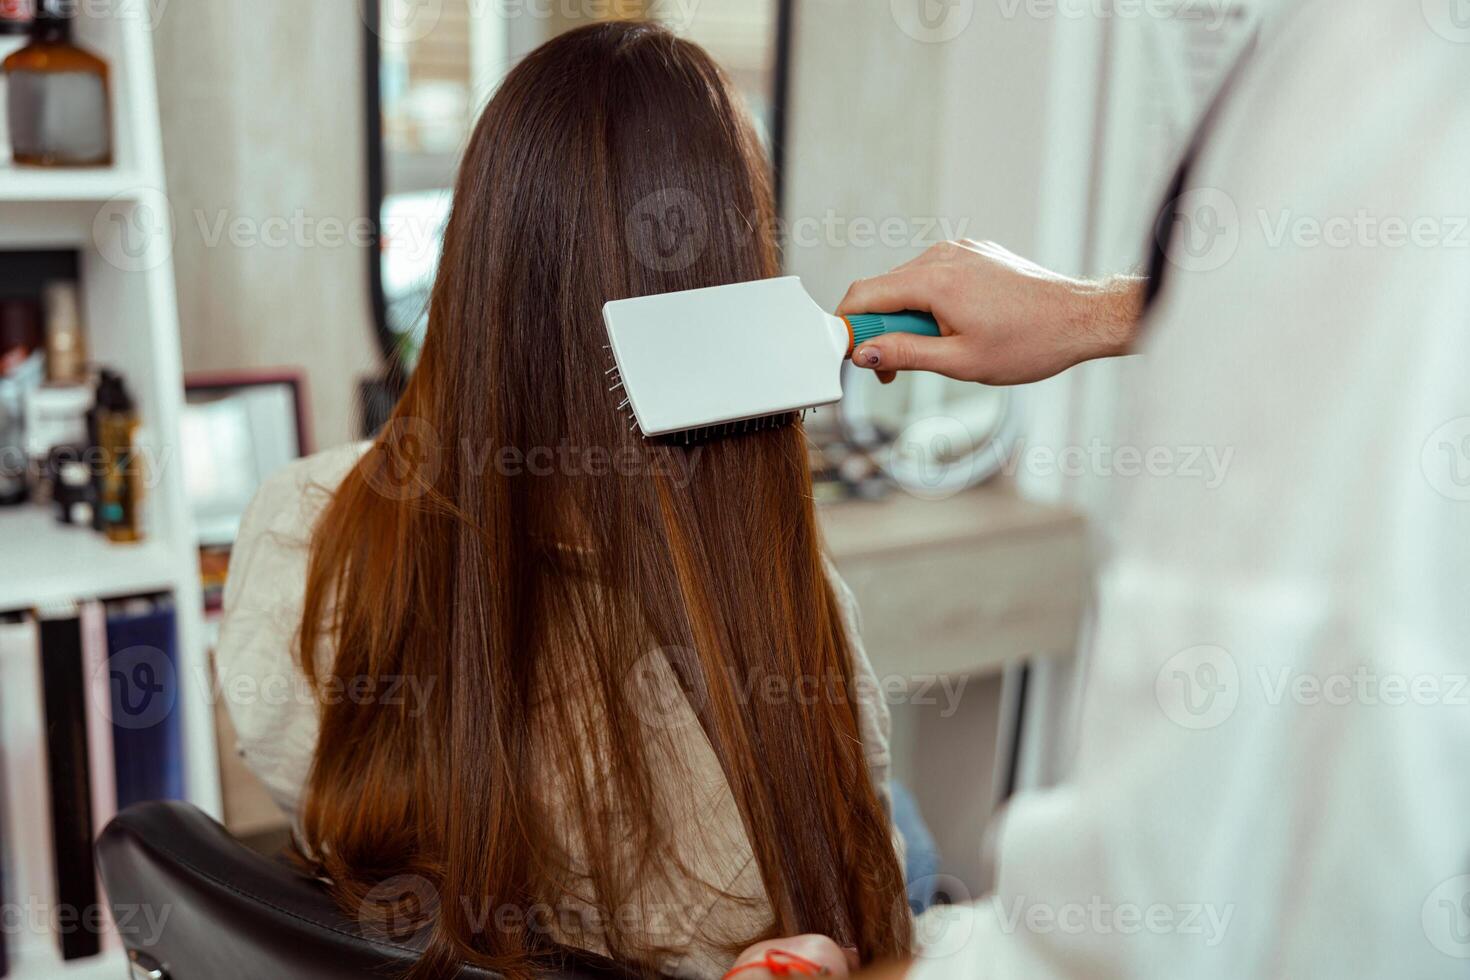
[856,347,880,367]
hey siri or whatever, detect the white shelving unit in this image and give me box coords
[1,9,220,980]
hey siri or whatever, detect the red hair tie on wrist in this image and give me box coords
[722,949,830,980]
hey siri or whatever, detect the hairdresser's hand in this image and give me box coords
[838,239,1145,385]
[727,935,857,980]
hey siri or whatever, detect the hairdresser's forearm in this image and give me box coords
[1092,273,1147,355]
[836,239,1147,385]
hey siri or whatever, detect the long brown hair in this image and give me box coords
[296,20,909,977]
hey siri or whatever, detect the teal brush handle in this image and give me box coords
[842,311,941,355]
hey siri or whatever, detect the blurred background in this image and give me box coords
[0,1,1255,976]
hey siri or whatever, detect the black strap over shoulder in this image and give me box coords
[1143,31,1261,315]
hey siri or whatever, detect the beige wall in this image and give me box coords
[783,0,1062,308]
[152,0,380,450]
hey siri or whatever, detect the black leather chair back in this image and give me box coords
[96,800,633,980]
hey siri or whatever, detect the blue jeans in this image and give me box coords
[890,781,942,914]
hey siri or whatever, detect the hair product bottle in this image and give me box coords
[41,280,86,383]
[91,369,141,541]
[3,0,110,167]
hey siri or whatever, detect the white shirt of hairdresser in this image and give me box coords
[910,2,1470,978]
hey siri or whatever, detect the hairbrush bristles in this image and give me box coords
[650,410,802,446]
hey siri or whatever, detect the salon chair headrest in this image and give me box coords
[96,800,639,979]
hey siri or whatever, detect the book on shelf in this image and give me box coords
[0,802,5,977]
[0,612,59,971]
[0,592,185,971]
[1,614,45,975]
[104,595,184,809]
[79,600,119,953]
[37,604,102,962]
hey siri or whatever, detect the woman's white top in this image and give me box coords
[216,441,901,979]
[913,1,1470,978]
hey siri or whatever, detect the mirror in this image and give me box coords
[366,1,789,372]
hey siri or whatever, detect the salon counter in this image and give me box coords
[820,480,1090,682]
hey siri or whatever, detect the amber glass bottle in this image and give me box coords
[3,0,111,166]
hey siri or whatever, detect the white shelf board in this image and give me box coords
[0,506,180,611]
[0,166,149,204]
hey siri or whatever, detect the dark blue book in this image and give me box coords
[104,597,185,810]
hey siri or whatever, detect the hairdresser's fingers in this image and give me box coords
[851,334,973,380]
[836,264,945,318]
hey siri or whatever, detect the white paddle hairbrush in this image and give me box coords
[602,276,939,441]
